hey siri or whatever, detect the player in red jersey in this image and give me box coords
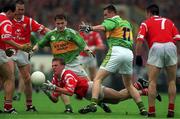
[79,31,105,80]
[6,0,50,112]
[42,57,161,113]
[0,2,32,114]
[135,4,180,117]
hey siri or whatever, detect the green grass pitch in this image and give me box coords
[0,91,180,119]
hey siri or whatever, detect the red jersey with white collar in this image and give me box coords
[0,13,13,50]
[80,31,103,56]
[137,16,180,48]
[51,69,88,98]
[10,16,46,48]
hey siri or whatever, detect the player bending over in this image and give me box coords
[42,57,161,114]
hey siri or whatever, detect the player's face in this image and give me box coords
[7,10,15,20]
[55,19,67,32]
[103,10,112,19]
[52,61,64,76]
[15,4,25,17]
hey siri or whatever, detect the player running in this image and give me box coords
[79,4,147,115]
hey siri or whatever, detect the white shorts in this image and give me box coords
[84,81,104,100]
[65,58,88,77]
[147,42,177,68]
[100,46,133,74]
[0,49,9,65]
[78,55,97,68]
[10,50,30,66]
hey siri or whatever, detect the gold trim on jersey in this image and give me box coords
[105,27,133,40]
[50,40,78,54]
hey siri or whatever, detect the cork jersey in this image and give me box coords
[51,69,88,99]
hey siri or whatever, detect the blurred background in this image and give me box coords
[0,0,180,92]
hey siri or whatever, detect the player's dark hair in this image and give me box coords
[52,57,66,65]
[54,14,67,21]
[104,4,117,14]
[146,4,159,15]
[15,0,25,5]
[2,2,16,12]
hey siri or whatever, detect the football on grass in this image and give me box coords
[31,71,45,85]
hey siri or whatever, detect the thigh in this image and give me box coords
[100,46,133,74]
[165,65,177,82]
[147,64,161,83]
[147,43,164,68]
[84,81,104,100]
[19,64,31,79]
[12,50,30,67]
[0,49,9,65]
[0,62,13,80]
[164,43,177,66]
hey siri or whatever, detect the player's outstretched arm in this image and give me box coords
[42,87,59,103]
[43,81,73,96]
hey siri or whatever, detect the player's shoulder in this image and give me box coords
[64,69,75,75]
[46,29,57,35]
[121,20,131,27]
[0,13,11,24]
[63,69,77,78]
[105,15,122,23]
[163,17,174,24]
[65,28,77,35]
[23,15,35,20]
[23,15,32,21]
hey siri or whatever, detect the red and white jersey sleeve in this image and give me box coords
[0,13,13,50]
[11,16,46,45]
[60,70,79,94]
[137,16,180,48]
[51,69,88,98]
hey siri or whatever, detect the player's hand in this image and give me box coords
[136,55,143,67]
[21,44,32,53]
[43,80,56,91]
[5,48,16,57]
[42,88,51,97]
[79,21,93,33]
[32,44,39,52]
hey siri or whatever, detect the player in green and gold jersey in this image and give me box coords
[79,4,147,115]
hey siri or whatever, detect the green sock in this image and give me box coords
[91,98,98,104]
[137,101,145,111]
[65,104,72,110]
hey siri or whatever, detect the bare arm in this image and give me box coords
[4,40,23,50]
[135,40,143,56]
[55,87,73,96]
